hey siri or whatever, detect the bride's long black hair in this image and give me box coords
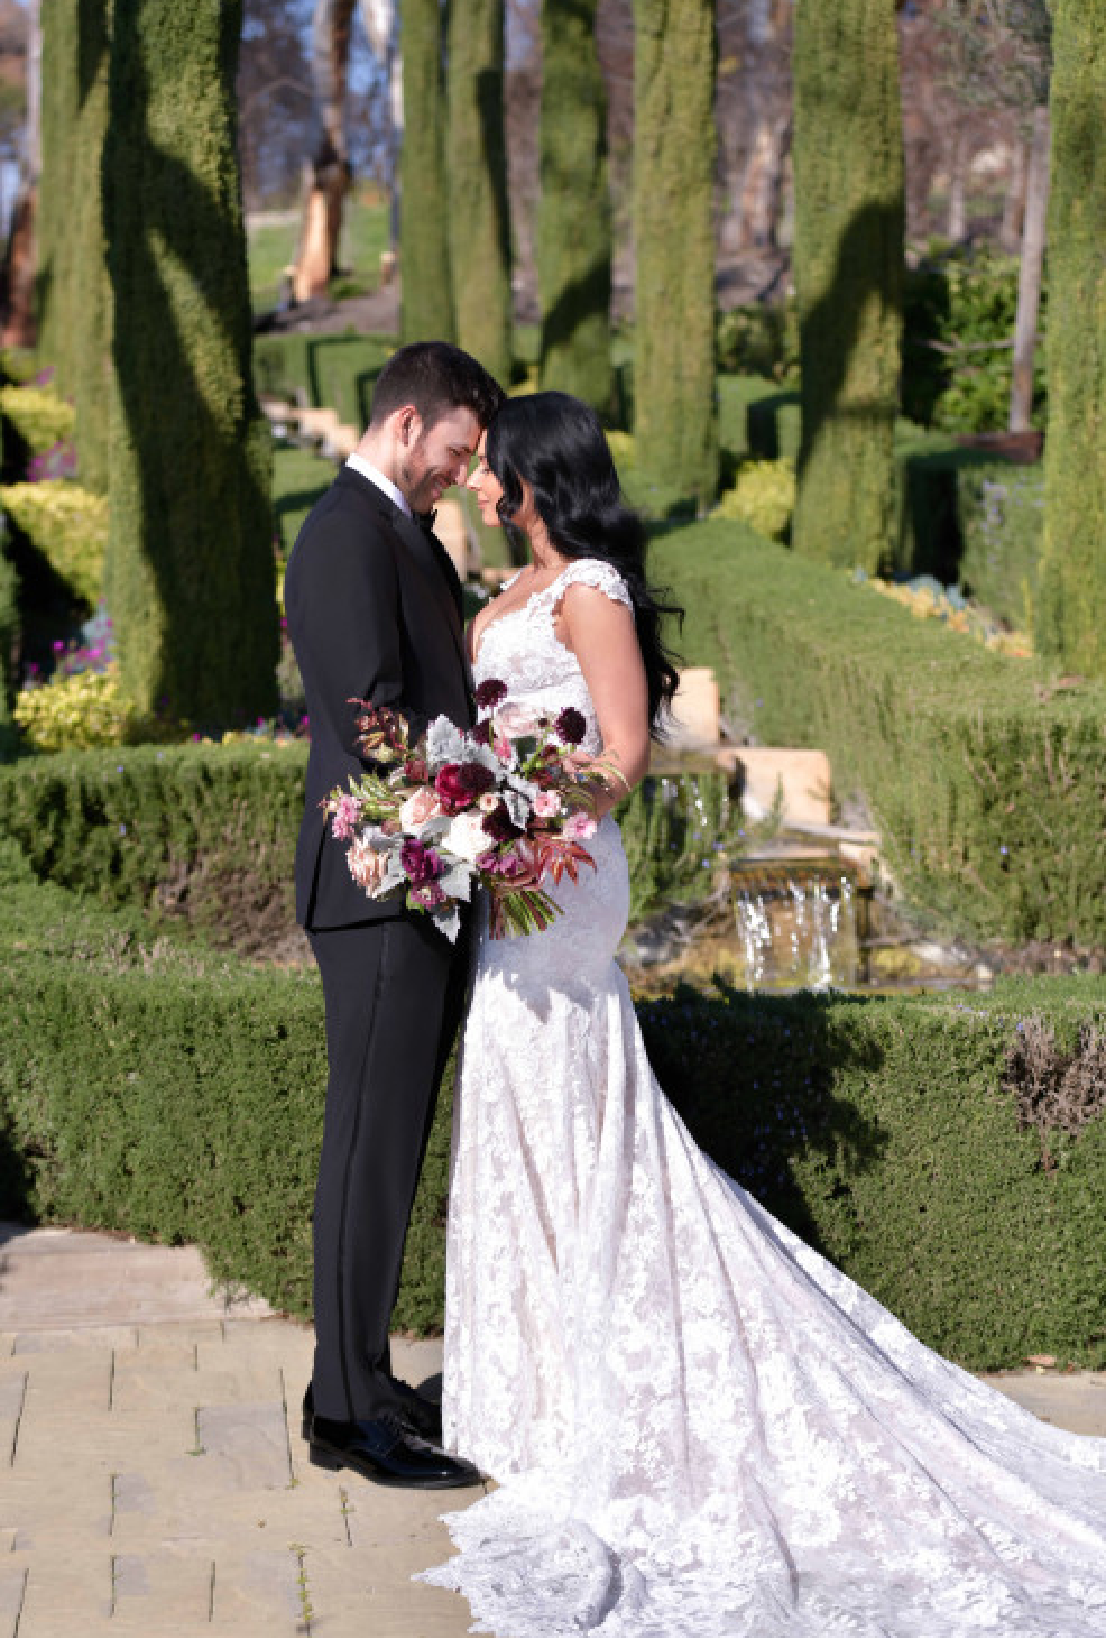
[486,392,682,736]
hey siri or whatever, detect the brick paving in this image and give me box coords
[2,1222,1104,1638]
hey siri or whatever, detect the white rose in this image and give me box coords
[444,810,493,864]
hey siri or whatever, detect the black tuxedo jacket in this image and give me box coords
[284,465,474,930]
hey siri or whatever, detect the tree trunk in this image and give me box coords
[293,0,355,303]
[1000,136,1028,253]
[791,0,904,574]
[946,131,967,242]
[1009,103,1050,434]
[538,0,612,414]
[447,0,512,384]
[1037,0,1106,680]
[36,0,113,492]
[400,0,453,343]
[104,0,277,725]
[1,0,40,348]
[633,0,718,512]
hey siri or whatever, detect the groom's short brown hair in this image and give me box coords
[369,342,503,433]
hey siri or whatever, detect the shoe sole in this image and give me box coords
[303,1407,442,1444]
[308,1441,482,1489]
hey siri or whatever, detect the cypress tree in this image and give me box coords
[400,0,454,344]
[103,0,277,725]
[37,0,113,493]
[791,0,904,574]
[633,0,718,511]
[447,0,511,384]
[538,0,612,415]
[1037,0,1105,679]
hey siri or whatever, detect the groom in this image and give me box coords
[284,342,502,1489]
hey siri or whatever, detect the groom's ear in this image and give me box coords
[394,406,424,448]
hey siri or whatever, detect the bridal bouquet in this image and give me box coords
[324,679,603,940]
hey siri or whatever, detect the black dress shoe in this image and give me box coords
[309,1411,482,1490]
[302,1380,443,1445]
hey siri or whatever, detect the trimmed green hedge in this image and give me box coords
[0,743,742,939]
[652,520,1106,947]
[2,838,1104,1366]
[254,333,396,433]
[957,462,1043,634]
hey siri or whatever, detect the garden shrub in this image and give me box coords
[0,384,76,458]
[716,301,800,382]
[957,462,1044,635]
[2,851,1104,1365]
[651,520,1106,947]
[0,479,108,607]
[14,663,139,752]
[0,743,744,943]
[902,249,1046,434]
[713,457,794,541]
[254,332,396,432]
[746,388,801,461]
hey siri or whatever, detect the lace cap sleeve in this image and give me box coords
[552,558,633,614]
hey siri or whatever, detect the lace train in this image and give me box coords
[418,559,1106,1636]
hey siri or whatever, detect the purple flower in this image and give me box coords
[554,707,587,746]
[401,838,444,888]
[475,678,508,711]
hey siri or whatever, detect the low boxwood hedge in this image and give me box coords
[652,520,1106,948]
[0,742,742,940]
[2,839,1103,1367]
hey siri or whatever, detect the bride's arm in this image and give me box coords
[559,583,650,816]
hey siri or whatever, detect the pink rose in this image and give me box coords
[400,787,442,830]
[563,812,597,841]
[533,791,563,820]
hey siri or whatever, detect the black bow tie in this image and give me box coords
[416,509,437,538]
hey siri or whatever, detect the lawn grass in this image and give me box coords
[247,194,391,313]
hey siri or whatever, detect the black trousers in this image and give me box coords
[308,912,470,1421]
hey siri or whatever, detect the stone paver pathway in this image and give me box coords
[2,1222,1104,1638]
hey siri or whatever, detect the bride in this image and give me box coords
[421,391,1106,1637]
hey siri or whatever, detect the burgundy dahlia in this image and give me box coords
[435,760,496,813]
[481,800,523,842]
[474,678,509,711]
[554,707,587,746]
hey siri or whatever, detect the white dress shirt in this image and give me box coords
[345,453,412,519]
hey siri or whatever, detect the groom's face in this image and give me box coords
[398,405,482,515]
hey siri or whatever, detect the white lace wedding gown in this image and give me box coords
[420,558,1106,1638]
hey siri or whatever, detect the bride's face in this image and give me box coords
[467,434,505,528]
[467,434,540,534]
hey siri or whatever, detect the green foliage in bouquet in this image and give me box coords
[0,480,108,608]
[0,385,76,457]
[713,458,795,542]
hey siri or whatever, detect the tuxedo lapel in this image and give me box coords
[391,507,472,688]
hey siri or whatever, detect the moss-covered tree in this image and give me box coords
[447,0,511,384]
[37,0,113,492]
[537,0,612,414]
[1036,0,1105,680]
[103,0,277,725]
[400,0,454,343]
[633,0,717,511]
[791,0,904,573]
